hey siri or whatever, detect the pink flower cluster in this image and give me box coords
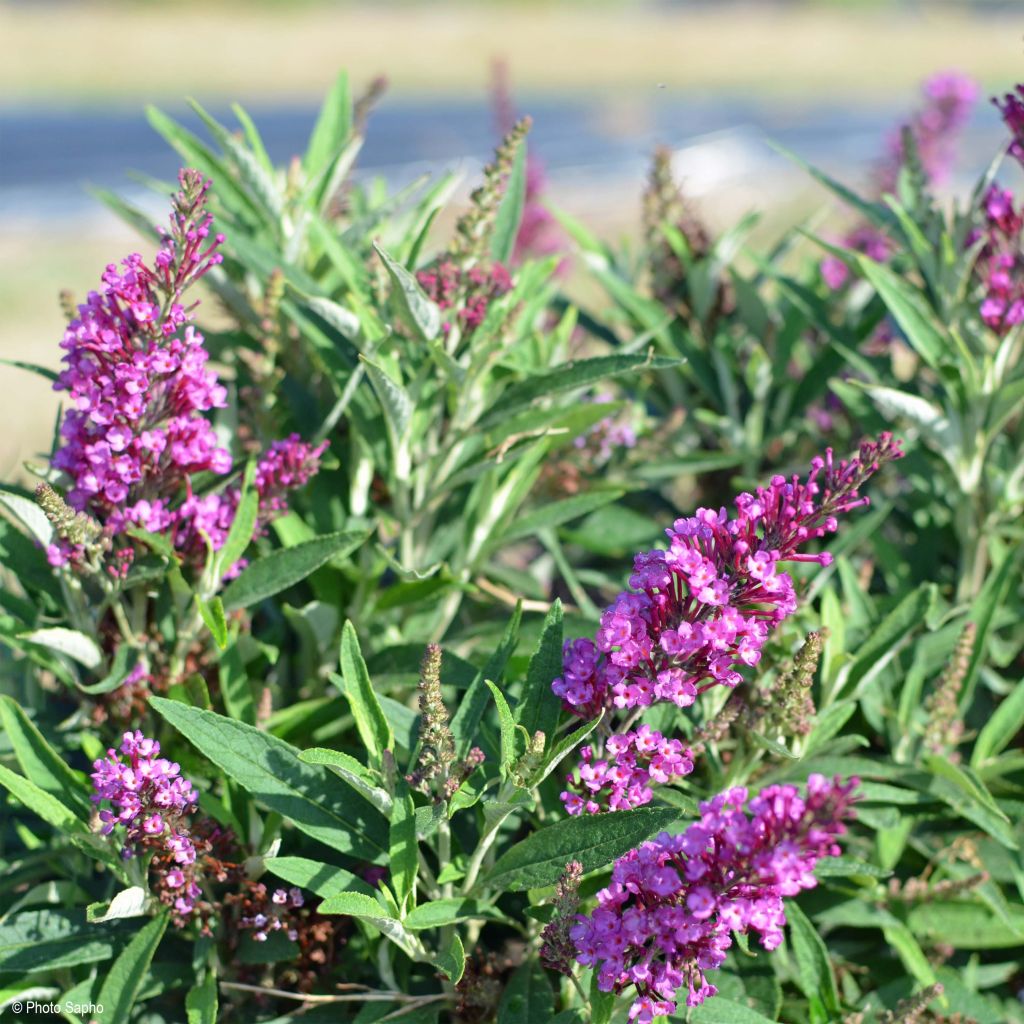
[975,185,1024,334]
[416,260,513,337]
[50,170,325,569]
[822,70,977,291]
[993,84,1024,169]
[240,886,306,942]
[571,775,859,1021]
[552,436,902,720]
[91,730,203,918]
[877,70,979,192]
[561,726,693,816]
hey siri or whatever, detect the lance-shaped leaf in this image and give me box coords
[96,911,168,1023]
[374,242,441,342]
[486,807,680,891]
[333,620,392,767]
[151,698,388,860]
[221,529,366,610]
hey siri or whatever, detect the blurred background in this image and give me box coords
[1,0,1021,473]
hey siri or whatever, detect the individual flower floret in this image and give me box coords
[570,775,858,1019]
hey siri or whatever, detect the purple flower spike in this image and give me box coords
[552,437,902,720]
[571,775,859,1018]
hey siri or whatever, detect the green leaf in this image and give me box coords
[478,353,682,428]
[299,747,392,811]
[881,921,938,989]
[962,547,1023,706]
[973,682,1024,766]
[87,887,148,923]
[150,698,388,860]
[915,755,1017,849]
[0,762,81,832]
[486,807,679,891]
[404,898,502,931]
[787,901,841,1023]
[435,931,465,985]
[217,461,258,572]
[486,680,520,776]
[514,600,563,744]
[304,294,361,341]
[0,489,54,547]
[18,627,103,670]
[316,892,423,960]
[221,529,366,610]
[686,997,781,1024]
[389,784,417,911]
[856,255,948,371]
[496,491,625,546]
[497,961,553,1024]
[813,855,891,879]
[196,595,228,650]
[451,603,522,757]
[361,355,414,451]
[0,697,90,818]
[0,910,132,973]
[263,856,375,898]
[219,643,255,726]
[304,71,352,177]
[907,901,1024,949]
[842,583,935,695]
[335,620,392,767]
[374,242,441,342]
[186,972,218,1024]
[491,137,528,264]
[96,911,168,1022]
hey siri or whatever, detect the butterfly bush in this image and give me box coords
[571,775,859,1021]
[561,726,693,815]
[822,70,977,290]
[49,169,325,570]
[553,435,899,815]
[972,92,1024,333]
[91,730,207,920]
[554,436,901,721]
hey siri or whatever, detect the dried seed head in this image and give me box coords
[539,861,583,976]
[923,621,975,759]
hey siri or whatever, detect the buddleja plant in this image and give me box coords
[2,66,1024,1024]
[102,75,678,651]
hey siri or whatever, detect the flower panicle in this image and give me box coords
[406,644,486,800]
[571,775,858,1021]
[49,169,325,570]
[922,620,975,759]
[36,482,110,573]
[748,630,822,739]
[91,730,208,924]
[560,725,693,816]
[552,437,901,721]
[450,116,531,265]
[540,860,583,976]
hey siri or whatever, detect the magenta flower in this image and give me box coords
[570,775,858,1018]
[416,260,513,338]
[49,170,325,570]
[993,83,1024,168]
[561,725,693,815]
[877,70,978,192]
[553,436,902,721]
[91,730,197,853]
